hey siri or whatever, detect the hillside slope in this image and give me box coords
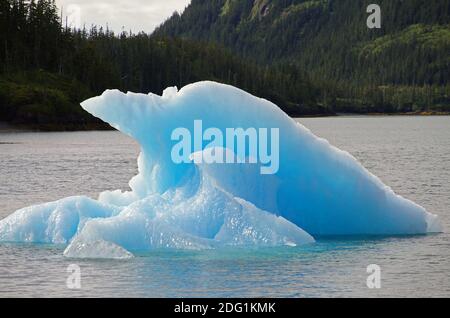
[0,0,326,131]
[156,0,450,112]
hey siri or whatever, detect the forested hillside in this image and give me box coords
[1,0,449,130]
[156,0,450,113]
[0,0,322,130]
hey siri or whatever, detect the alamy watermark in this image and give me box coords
[66,264,81,289]
[367,4,381,29]
[66,4,82,29]
[366,264,381,289]
[171,120,280,175]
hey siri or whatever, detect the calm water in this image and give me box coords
[0,116,449,297]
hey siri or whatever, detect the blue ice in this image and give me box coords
[0,82,440,258]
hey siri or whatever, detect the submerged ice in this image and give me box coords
[0,81,441,258]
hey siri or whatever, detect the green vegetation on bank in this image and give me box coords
[0,71,108,130]
[0,0,325,130]
[0,0,449,130]
[156,0,450,114]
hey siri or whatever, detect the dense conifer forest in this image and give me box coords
[0,0,322,129]
[0,0,449,129]
[156,0,450,114]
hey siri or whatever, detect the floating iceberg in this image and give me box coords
[0,81,440,258]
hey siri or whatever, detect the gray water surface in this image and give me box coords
[0,116,449,297]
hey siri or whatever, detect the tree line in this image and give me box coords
[0,0,323,130]
[155,0,450,113]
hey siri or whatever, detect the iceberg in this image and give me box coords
[0,81,440,258]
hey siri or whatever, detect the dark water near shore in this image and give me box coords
[0,116,449,297]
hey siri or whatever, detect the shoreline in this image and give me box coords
[0,122,112,133]
[356,111,450,117]
[1,112,449,132]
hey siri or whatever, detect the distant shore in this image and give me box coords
[0,121,111,132]
[301,111,450,118]
[1,111,449,133]
[362,111,450,117]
